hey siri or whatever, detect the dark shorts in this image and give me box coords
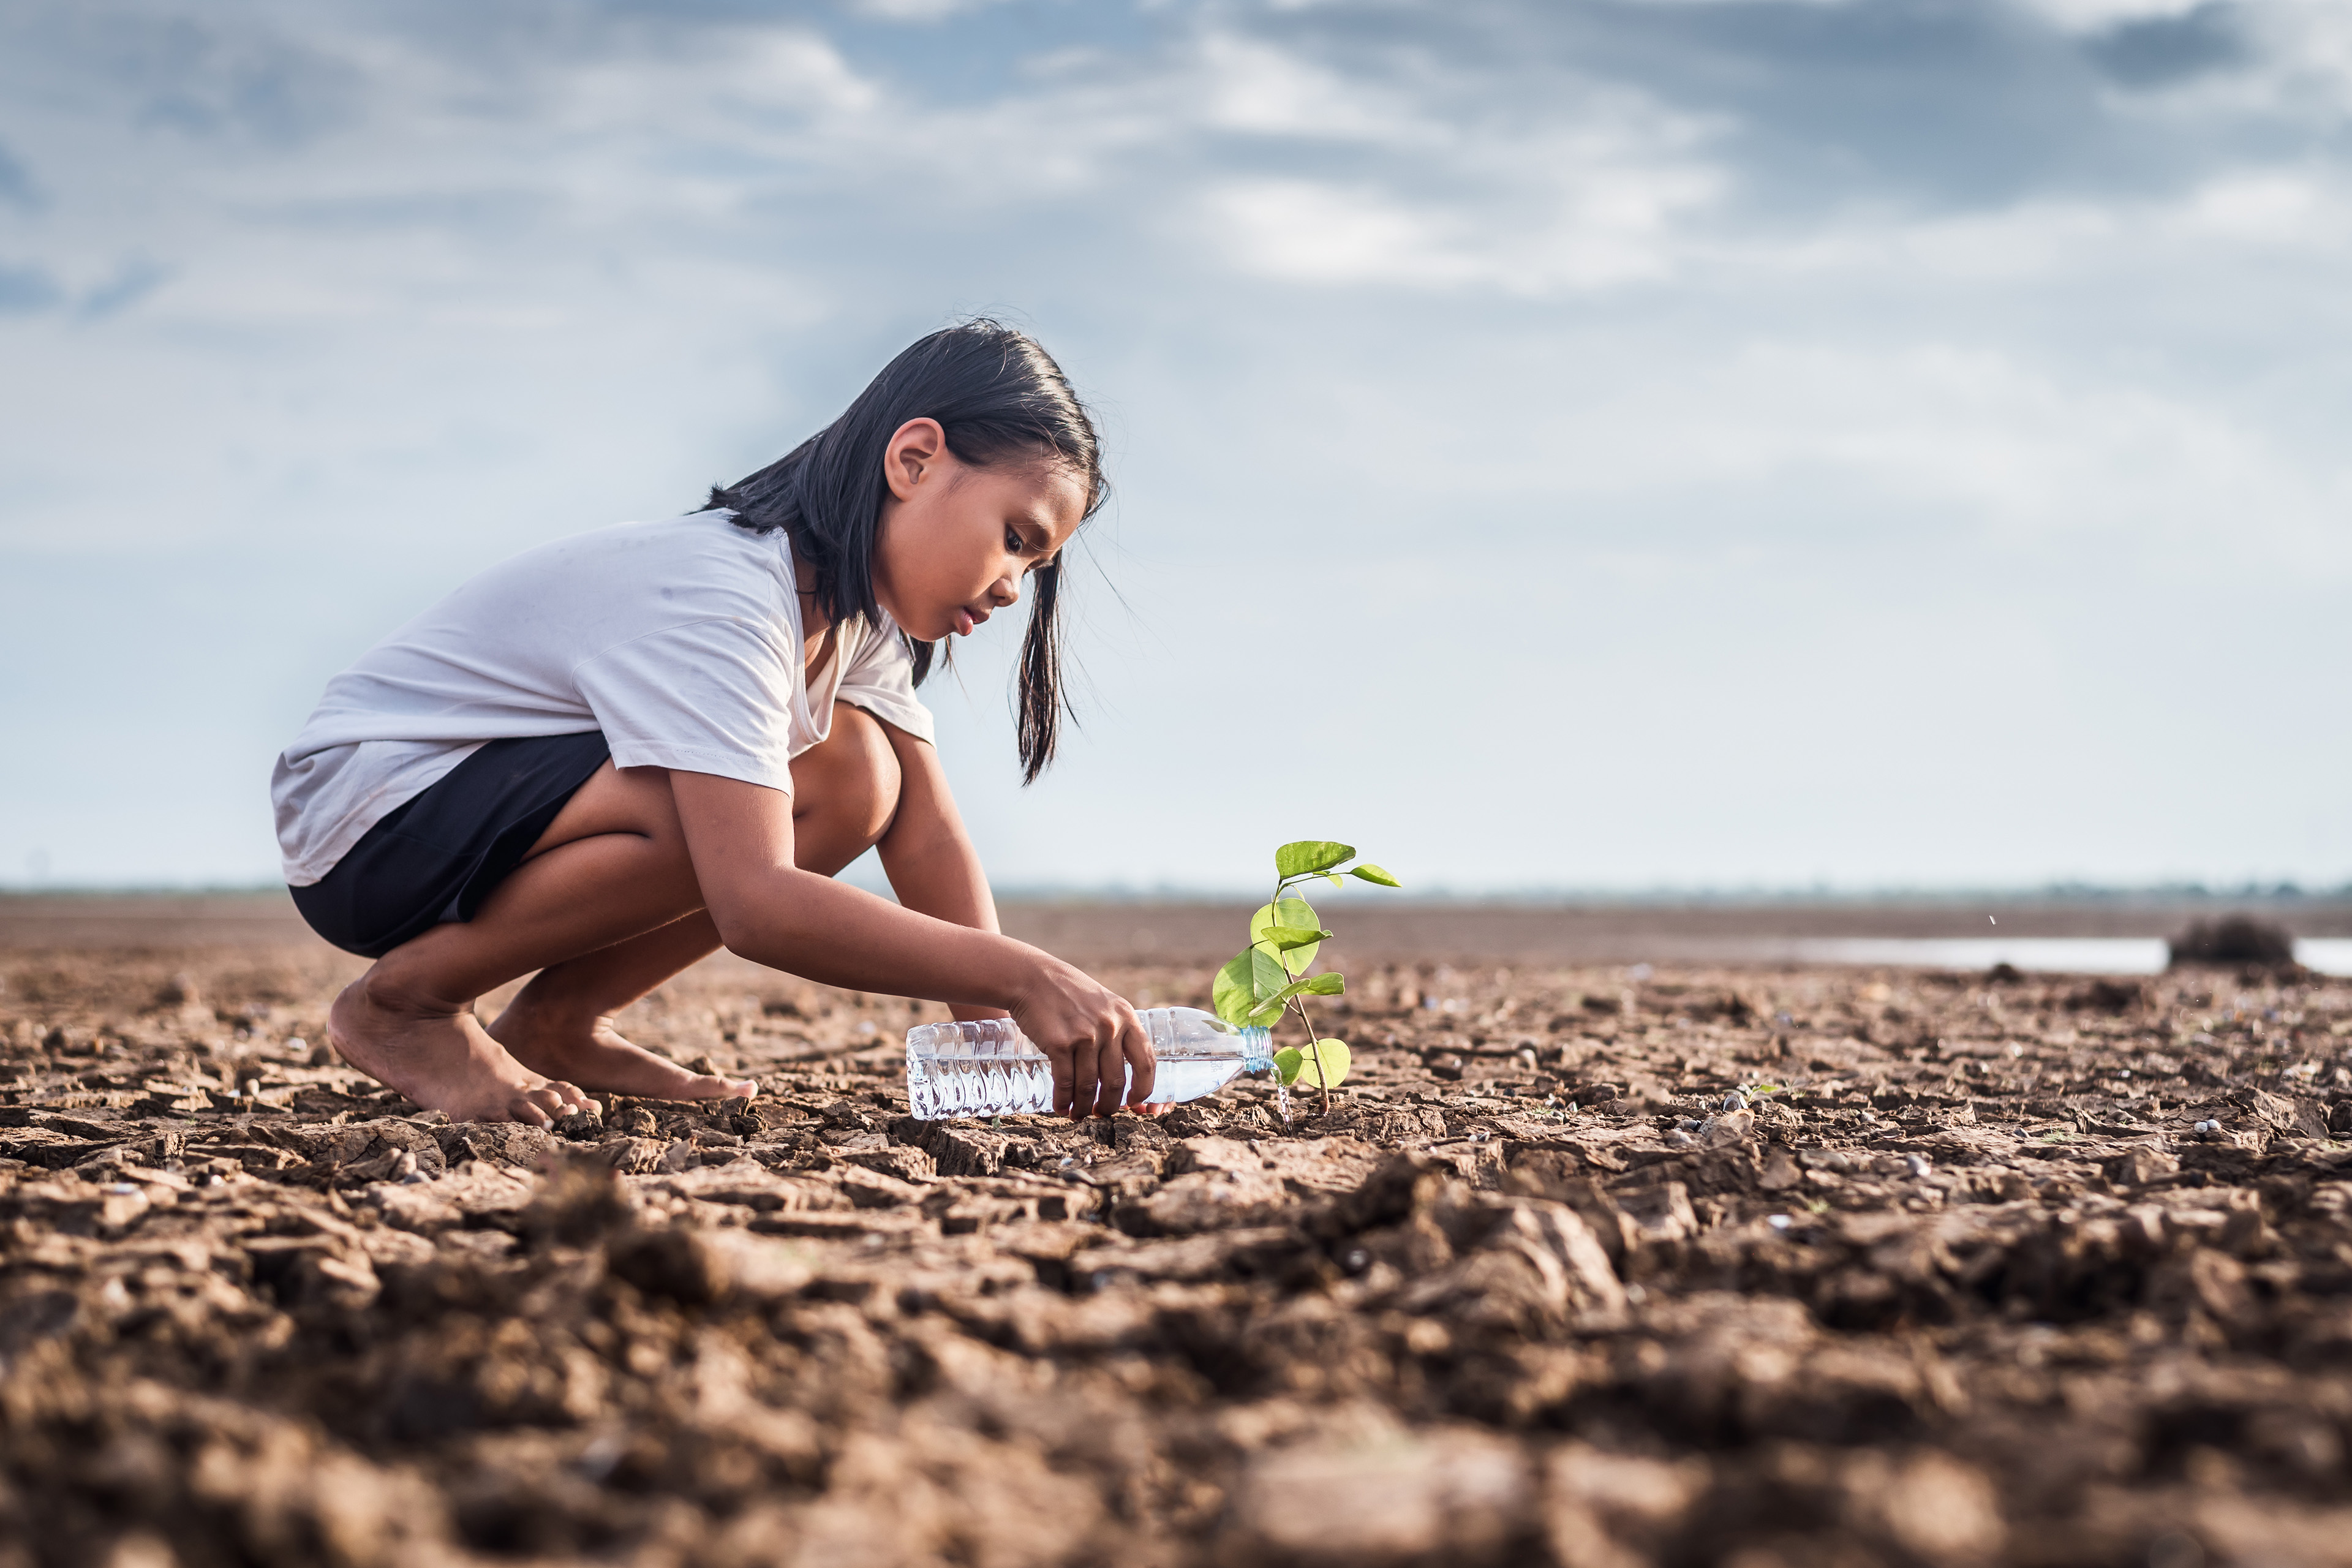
[290,731,612,959]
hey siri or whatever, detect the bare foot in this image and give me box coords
[329,977,593,1128]
[489,995,758,1102]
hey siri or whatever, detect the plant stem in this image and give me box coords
[1288,992,1332,1116]
[1268,876,1335,1117]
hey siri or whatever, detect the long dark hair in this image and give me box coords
[707,320,1106,784]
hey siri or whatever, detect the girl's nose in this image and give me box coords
[992,574,1020,608]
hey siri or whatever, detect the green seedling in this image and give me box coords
[1212,840,1400,1117]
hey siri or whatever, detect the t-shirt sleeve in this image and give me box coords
[837,616,937,744]
[573,617,800,791]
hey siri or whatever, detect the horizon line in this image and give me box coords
[4,879,2349,905]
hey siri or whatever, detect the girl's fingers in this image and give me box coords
[1121,1013,1155,1108]
[1069,1037,1101,1121]
[1096,1031,1128,1117]
[1049,1042,1077,1117]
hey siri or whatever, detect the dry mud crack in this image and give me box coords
[5,950,2352,1567]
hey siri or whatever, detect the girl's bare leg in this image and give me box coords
[483,703,906,1102]
[325,763,704,1125]
[484,911,744,1102]
[330,706,902,1123]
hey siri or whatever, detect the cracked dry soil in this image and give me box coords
[5,948,2352,1568]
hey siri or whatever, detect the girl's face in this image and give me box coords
[871,418,1088,643]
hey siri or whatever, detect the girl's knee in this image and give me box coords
[839,704,904,840]
[799,703,902,847]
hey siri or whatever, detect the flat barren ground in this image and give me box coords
[5,927,2351,1567]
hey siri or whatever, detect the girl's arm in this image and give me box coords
[670,767,1152,1117]
[868,715,1005,1023]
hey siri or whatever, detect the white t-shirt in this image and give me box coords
[271,510,935,886]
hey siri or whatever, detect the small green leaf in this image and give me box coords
[1272,1046,1305,1085]
[1292,1038,1352,1090]
[1259,924,1333,952]
[1349,863,1401,888]
[1252,898,1319,937]
[1251,899,1322,976]
[1248,944,1288,1001]
[1212,951,1259,1027]
[1275,840,1354,878]
[1302,971,1345,996]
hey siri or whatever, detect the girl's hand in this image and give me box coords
[1006,957,1156,1118]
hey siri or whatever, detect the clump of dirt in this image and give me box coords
[2169,915,2299,973]
[6,949,2352,1566]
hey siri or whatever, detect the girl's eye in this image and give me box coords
[1005,527,1023,554]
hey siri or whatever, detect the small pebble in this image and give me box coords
[1722,1090,1748,1113]
[1906,1155,1932,1178]
[578,1436,626,1482]
[1665,1129,1695,1148]
[1766,1214,1792,1231]
[105,1182,140,1196]
[2194,1119,2219,1134]
[399,1169,432,1185]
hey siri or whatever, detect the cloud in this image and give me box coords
[78,255,172,319]
[2011,0,2214,32]
[0,141,40,209]
[1205,155,1719,292]
[851,0,1019,20]
[0,262,63,314]
[2082,4,2248,88]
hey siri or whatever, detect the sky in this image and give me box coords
[1,0,2348,895]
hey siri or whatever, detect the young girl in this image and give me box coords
[272,321,1155,1127]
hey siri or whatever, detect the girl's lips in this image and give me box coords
[952,607,976,636]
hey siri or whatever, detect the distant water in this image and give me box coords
[1783,938,2352,978]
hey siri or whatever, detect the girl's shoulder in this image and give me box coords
[555,510,792,590]
[469,511,796,645]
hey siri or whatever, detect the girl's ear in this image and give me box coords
[883,418,948,502]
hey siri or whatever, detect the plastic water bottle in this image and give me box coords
[905,1006,1273,1120]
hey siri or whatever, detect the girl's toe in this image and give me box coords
[519,1084,573,1123]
